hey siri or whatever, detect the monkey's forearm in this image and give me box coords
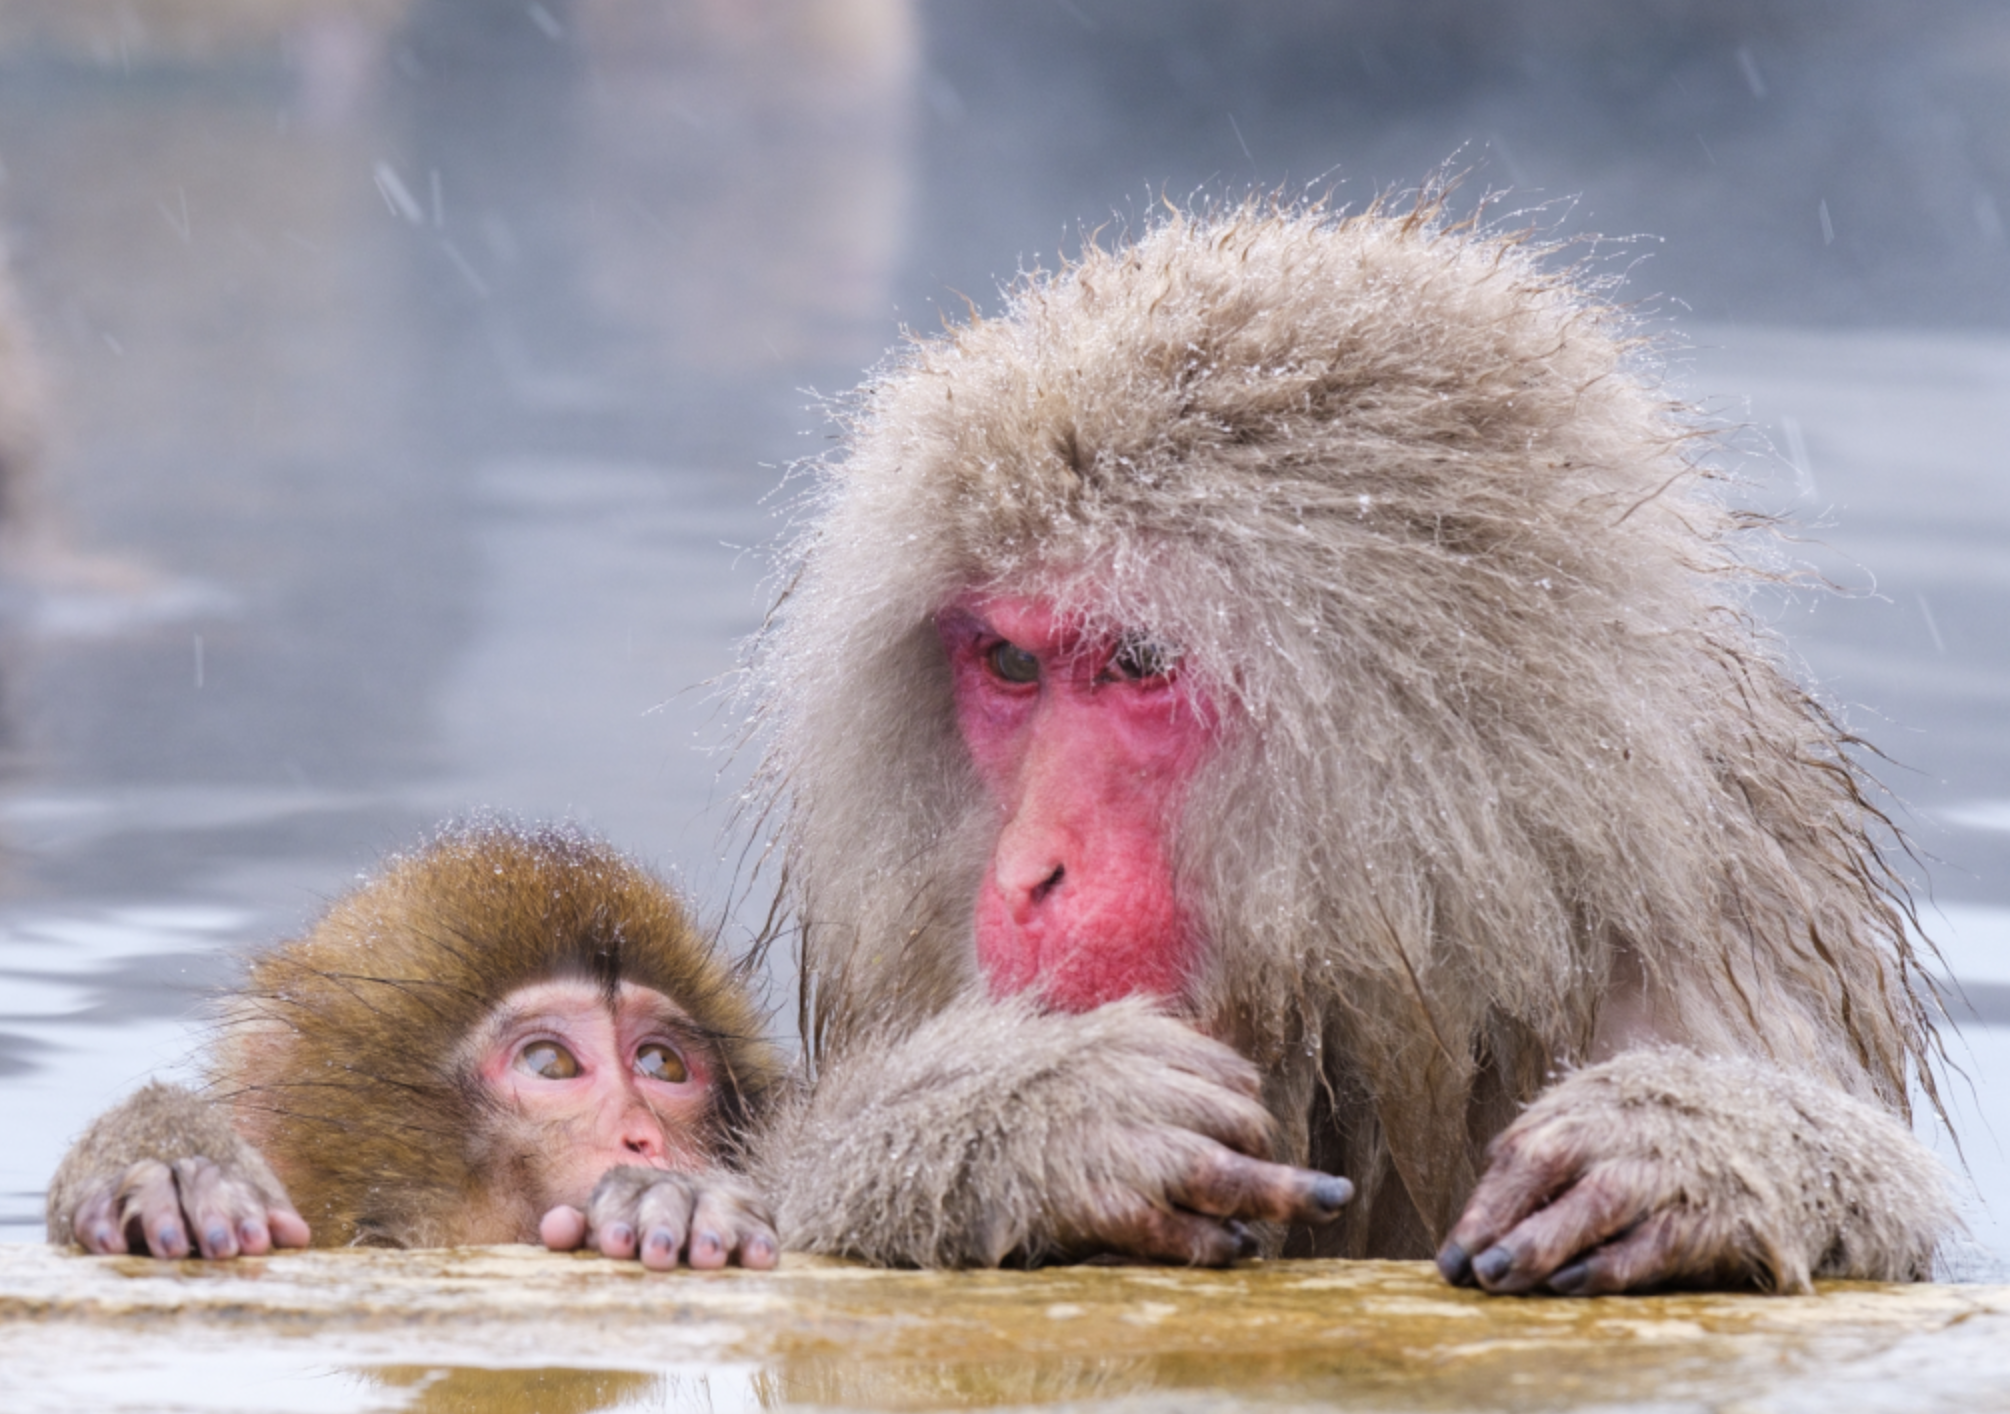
[763,998,1191,1266]
[1449,1049,1958,1293]
[45,1081,290,1247]
[760,996,1335,1268]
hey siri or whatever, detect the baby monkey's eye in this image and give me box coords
[634,1042,689,1084]
[516,1041,581,1080]
[1109,634,1179,681]
[987,641,1041,684]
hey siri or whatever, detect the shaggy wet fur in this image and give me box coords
[751,199,1954,1272]
[1494,1050,1952,1290]
[50,821,782,1249]
[45,1081,289,1248]
[764,996,1277,1266]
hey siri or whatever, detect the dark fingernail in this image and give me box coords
[159,1224,187,1255]
[1224,1219,1258,1259]
[746,1237,776,1266]
[645,1227,676,1254]
[1548,1261,1592,1297]
[606,1222,634,1249]
[204,1224,231,1254]
[1436,1241,1475,1287]
[1474,1245,1514,1285]
[239,1220,267,1247]
[694,1230,723,1256]
[87,1223,118,1253]
[1311,1176,1354,1214]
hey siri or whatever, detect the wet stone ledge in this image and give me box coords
[1,1244,2008,1413]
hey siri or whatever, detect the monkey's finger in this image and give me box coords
[579,1165,683,1263]
[1463,1165,1649,1295]
[1169,1145,1353,1226]
[1436,1134,1584,1287]
[539,1205,590,1251]
[262,1204,312,1252]
[1084,1186,1252,1267]
[116,1160,192,1259]
[1178,1087,1277,1160]
[688,1185,779,1270]
[170,1159,238,1259]
[634,1178,698,1272]
[581,1163,672,1224]
[1545,1209,1708,1297]
[72,1183,131,1255]
[1549,1206,1754,1297]
[594,1219,640,1261]
[175,1156,287,1260]
[1156,1036,1265,1104]
[177,1160,307,1256]
[739,1224,780,1270]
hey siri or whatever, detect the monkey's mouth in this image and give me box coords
[975,894,1196,1014]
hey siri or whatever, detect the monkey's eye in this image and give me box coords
[986,641,1041,684]
[634,1042,689,1084]
[515,1041,581,1080]
[1109,634,1179,681]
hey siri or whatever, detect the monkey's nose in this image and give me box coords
[621,1126,666,1160]
[992,813,1072,924]
[1001,862,1065,925]
[1030,864,1064,905]
[608,1102,669,1164]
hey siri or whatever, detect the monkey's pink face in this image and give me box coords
[475,979,717,1205]
[940,595,1219,1011]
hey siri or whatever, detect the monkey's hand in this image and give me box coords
[763,995,1352,1268]
[539,1167,778,1271]
[47,1081,311,1259]
[1437,1048,1958,1297]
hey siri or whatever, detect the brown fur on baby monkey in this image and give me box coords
[47,821,783,1268]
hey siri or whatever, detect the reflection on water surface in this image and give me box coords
[1,1250,2007,1413]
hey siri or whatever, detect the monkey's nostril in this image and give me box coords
[1030,865,1064,904]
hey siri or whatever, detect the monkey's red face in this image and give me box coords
[941,595,1219,1011]
[475,980,717,1206]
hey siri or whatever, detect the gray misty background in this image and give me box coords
[0,0,2004,1276]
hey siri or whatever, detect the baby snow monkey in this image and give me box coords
[48,821,784,1270]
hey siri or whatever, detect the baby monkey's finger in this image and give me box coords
[172,1157,246,1259]
[634,1178,698,1272]
[689,1182,777,1270]
[117,1160,191,1259]
[538,1204,589,1250]
[72,1183,128,1255]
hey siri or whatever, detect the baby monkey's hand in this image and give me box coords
[71,1154,312,1260]
[540,1167,778,1271]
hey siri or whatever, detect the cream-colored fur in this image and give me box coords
[763,996,1276,1266]
[751,197,1954,1273]
[1497,1050,1953,1290]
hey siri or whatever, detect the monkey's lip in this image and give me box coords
[976,910,1199,1014]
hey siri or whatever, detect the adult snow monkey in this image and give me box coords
[49,822,783,1269]
[750,197,1956,1296]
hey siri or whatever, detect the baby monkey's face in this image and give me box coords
[471,978,721,1213]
